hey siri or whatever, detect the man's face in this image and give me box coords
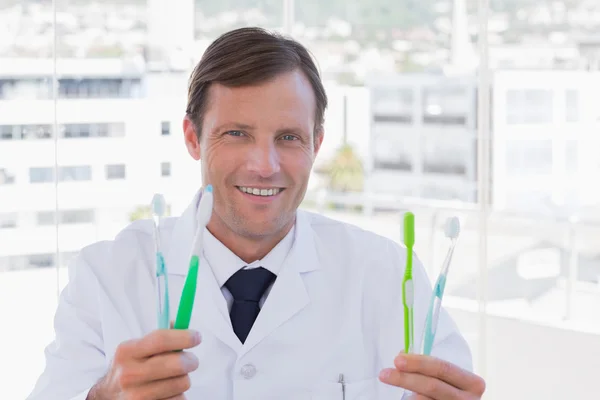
[185,69,323,241]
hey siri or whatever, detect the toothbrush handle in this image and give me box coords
[422,276,446,355]
[403,278,414,354]
[156,253,170,330]
[174,256,199,330]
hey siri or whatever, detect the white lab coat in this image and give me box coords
[28,191,472,400]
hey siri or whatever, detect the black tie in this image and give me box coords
[224,267,276,344]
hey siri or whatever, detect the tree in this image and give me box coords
[129,205,171,222]
[324,143,364,193]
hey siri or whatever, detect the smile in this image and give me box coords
[237,186,283,197]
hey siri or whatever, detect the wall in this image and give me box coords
[450,307,599,399]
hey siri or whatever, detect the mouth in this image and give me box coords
[236,186,284,197]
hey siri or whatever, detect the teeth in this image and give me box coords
[239,187,280,197]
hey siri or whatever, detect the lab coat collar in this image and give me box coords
[203,221,295,287]
[165,188,320,355]
[166,189,313,276]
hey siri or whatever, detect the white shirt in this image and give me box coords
[204,225,295,311]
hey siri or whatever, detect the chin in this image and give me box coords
[240,213,293,237]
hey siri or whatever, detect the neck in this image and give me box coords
[207,217,294,264]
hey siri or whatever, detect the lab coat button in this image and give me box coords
[240,363,256,379]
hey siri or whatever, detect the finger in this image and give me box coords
[134,374,191,399]
[142,351,199,381]
[133,329,201,358]
[408,395,434,400]
[394,353,481,392]
[379,369,463,400]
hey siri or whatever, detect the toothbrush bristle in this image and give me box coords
[403,212,415,247]
[151,194,167,217]
[196,185,214,228]
[444,216,460,239]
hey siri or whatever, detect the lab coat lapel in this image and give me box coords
[240,210,320,357]
[193,254,242,352]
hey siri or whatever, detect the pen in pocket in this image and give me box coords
[338,373,346,400]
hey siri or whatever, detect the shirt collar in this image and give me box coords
[203,224,296,288]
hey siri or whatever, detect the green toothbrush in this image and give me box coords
[402,212,415,354]
[173,185,213,330]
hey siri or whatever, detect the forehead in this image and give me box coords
[203,69,317,130]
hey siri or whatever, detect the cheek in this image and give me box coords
[280,152,314,179]
[204,143,239,171]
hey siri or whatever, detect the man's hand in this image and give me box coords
[87,328,201,400]
[378,353,485,400]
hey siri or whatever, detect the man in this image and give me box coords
[28,27,485,399]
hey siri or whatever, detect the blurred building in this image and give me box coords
[0,58,196,271]
[365,70,600,217]
[365,73,478,203]
[492,70,600,216]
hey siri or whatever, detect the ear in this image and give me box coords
[313,126,324,156]
[183,115,201,160]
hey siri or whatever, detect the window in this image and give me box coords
[28,253,54,268]
[0,168,16,185]
[0,124,52,140]
[422,86,470,125]
[161,162,171,177]
[161,121,170,136]
[505,140,553,175]
[29,166,92,183]
[565,90,579,123]
[0,125,13,140]
[372,139,412,171]
[21,124,52,139]
[59,166,92,182]
[1,123,124,140]
[106,164,126,180]
[36,211,55,226]
[506,89,554,124]
[63,123,125,138]
[36,209,95,226]
[29,167,55,183]
[0,213,17,229]
[57,78,142,99]
[61,209,95,224]
[371,87,413,124]
[565,141,578,175]
[422,135,470,175]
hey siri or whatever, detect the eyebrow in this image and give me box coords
[212,123,307,137]
[211,122,256,135]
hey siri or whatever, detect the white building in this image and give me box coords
[491,70,600,216]
[0,58,199,271]
[365,70,600,219]
[365,73,478,203]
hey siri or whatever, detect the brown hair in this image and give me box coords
[185,27,328,138]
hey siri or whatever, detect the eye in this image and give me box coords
[281,134,298,141]
[226,130,244,137]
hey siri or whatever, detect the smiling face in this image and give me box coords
[184,69,323,254]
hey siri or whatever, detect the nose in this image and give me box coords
[246,141,281,177]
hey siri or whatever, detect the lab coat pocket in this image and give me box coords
[311,377,379,400]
